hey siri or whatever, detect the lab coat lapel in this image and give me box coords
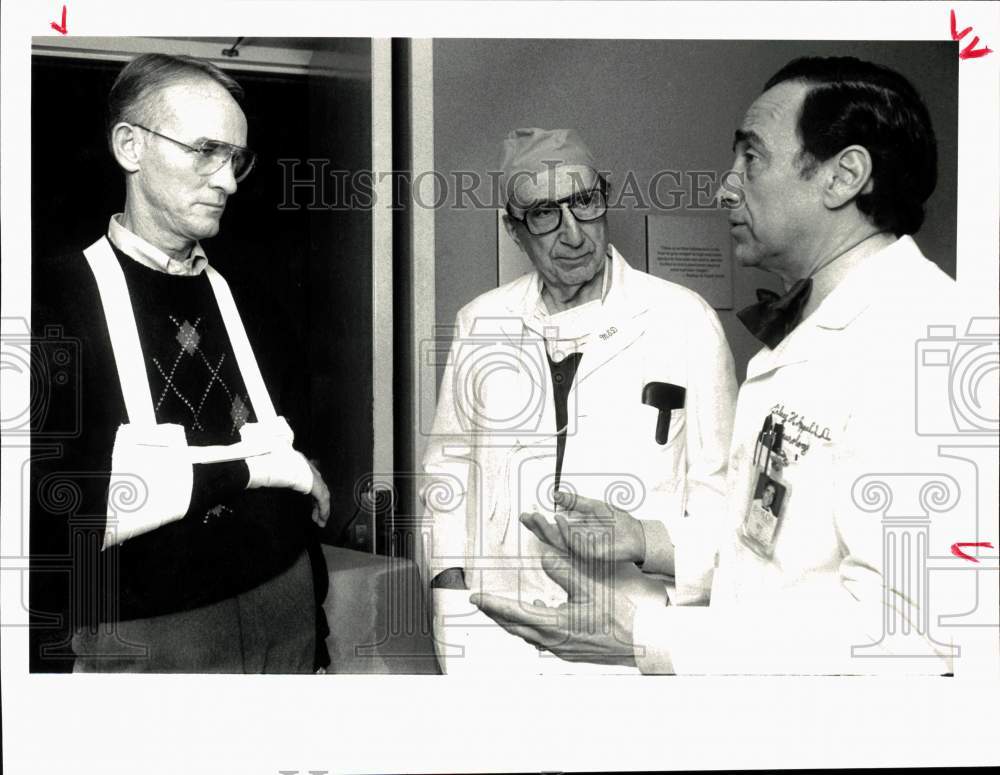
[563,253,649,512]
[743,238,915,383]
[744,323,814,382]
[558,253,656,533]
[574,247,651,386]
[494,248,647,543]
[495,313,549,400]
[492,289,559,544]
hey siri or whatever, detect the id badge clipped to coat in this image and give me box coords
[738,415,789,559]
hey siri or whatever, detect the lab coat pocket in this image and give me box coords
[662,408,686,447]
[104,422,193,549]
[635,403,686,449]
[627,403,687,517]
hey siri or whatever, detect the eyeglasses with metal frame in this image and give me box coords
[132,123,257,182]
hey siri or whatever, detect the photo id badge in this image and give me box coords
[739,471,788,559]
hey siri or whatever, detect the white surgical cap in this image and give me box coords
[498,127,598,207]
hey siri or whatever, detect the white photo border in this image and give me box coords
[2,2,997,773]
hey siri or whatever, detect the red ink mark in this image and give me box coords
[951,10,973,40]
[950,542,995,563]
[50,5,68,35]
[951,10,993,59]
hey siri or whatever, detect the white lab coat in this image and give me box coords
[422,246,737,611]
[634,236,973,675]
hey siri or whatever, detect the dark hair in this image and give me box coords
[764,56,937,236]
[106,53,244,153]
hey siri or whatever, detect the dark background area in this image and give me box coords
[31,54,374,544]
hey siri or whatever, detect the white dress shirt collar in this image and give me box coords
[107,213,209,276]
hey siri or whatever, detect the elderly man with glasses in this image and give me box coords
[423,128,737,672]
[30,53,331,673]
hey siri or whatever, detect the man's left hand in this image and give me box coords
[307,460,331,527]
[471,550,665,666]
[520,489,646,564]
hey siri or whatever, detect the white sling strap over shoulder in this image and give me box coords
[204,265,277,422]
[82,236,293,546]
[83,236,278,425]
[83,237,158,427]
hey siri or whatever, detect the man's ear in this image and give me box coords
[501,212,527,255]
[110,122,143,173]
[822,145,874,210]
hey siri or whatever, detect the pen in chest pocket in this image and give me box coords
[764,423,784,476]
[753,414,785,475]
[754,414,773,467]
[641,381,686,445]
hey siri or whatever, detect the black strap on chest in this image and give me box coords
[546,351,584,489]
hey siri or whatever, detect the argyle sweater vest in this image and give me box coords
[30,241,328,670]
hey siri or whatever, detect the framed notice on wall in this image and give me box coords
[645,214,733,309]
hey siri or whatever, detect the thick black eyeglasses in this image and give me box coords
[132,123,256,182]
[506,184,608,236]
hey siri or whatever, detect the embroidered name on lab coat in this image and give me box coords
[770,402,834,463]
[598,325,618,341]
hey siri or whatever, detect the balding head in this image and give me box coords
[106,53,244,155]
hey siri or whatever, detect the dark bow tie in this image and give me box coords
[737,278,813,349]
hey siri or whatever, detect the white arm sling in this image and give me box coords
[83,236,303,548]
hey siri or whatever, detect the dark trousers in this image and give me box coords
[72,552,317,673]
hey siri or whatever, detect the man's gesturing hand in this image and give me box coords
[471,548,665,666]
[520,489,646,564]
[308,459,331,527]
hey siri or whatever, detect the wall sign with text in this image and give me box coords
[645,214,733,309]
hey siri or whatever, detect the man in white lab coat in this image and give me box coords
[475,58,981,674]
[424,128,737,671]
